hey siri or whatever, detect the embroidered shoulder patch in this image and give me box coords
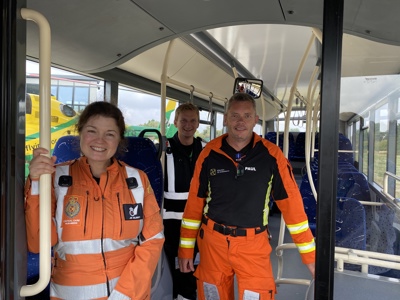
[65,196,80,218]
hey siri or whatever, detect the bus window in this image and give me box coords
[198,110,211,142]
[215,111,225,137]
[362,115,369,176]
[374,103,388,187]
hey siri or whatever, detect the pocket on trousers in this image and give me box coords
[194,265,223,286]
[241,279,276,300]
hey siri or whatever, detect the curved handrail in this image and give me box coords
[276,30,317,287]
[382,171,400,208]
[20,8,52,297]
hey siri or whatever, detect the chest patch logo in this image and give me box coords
[210,168,217,176]
[123,203,143,220]
[65,197,80,218]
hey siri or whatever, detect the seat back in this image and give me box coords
[266,132,296,160]
[53,135,163,207]
[337,172,371,202]
[336,197,366,251]
[53,135,81,163]
[116,136,163,207]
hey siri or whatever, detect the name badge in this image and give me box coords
[123,203,143,220]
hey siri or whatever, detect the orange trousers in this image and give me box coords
[194,219,277,300]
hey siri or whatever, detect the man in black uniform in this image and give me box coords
[163,102,204,300]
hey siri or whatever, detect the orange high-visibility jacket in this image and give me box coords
[178,133,315,265]
[25,157,164,300]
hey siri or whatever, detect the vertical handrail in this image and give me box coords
[20,8,52,297]
[153,39,176,294]
[276,30,316,285]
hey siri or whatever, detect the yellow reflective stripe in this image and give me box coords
[287,220,309,234]
[181,218,201,230]
[263,175,273,226]
[296,240,316,253]
[180,237,196,249]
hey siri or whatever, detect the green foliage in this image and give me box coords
[140,119,160,128]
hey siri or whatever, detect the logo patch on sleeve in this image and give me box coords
[123,203,143,220]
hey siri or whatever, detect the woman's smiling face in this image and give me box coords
[80,115,121,164]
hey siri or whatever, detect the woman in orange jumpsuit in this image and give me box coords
[25,101,164,299]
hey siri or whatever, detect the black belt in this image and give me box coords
[201,216,266,237]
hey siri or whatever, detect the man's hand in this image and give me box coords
[306,263,315,278]
[178,257,194,273]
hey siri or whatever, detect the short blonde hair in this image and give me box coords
[227,93,256,111]
[174,103,200,122]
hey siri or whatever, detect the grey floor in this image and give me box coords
[268,212,311,300]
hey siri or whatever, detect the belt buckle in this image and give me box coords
[220,225,231,235]
[229,228,238,237]
[217,224,233,236]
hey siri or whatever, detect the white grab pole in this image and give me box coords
[20,8,52,297]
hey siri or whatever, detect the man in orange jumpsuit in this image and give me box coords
[178,93,315,300]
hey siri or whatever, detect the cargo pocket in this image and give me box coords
[241,278,276,300]
[195,267,224,300]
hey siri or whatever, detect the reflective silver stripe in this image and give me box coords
[181,218,201,230]
[53,165,143,259]
[165,149,189,200]
[141,231,164,244]
[54,165,70,240]
[287,220,310,234]
[30,180,39,195]
[162,208,184,220]
[297,240,316,253]
[125,166,144,234]
[166,150,176,192]
[55,238,136,259]
[164,191,188,200]
[180,237,196,248]
[50,276,120,299]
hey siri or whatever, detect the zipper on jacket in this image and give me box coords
[117,192,122,236]
[101,194,110,296]
[101,171,110,296]
[84,191,89,235]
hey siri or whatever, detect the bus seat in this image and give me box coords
[336,197,366,253]
[116,136,163,208]
[302,195,317,235]
[365,204,396,275]
[337,172,371,202]
[337,162,358,173]
[292,132,306,161]
[338,134,354,164]
[265,132,295,160]
[265,131,277,142]
[53,135,163,208]
[53,135,80,163]
[300,172,319,235]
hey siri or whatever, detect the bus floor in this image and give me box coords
[269,211,312,299]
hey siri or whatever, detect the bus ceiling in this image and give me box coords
[25,0,400,122]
